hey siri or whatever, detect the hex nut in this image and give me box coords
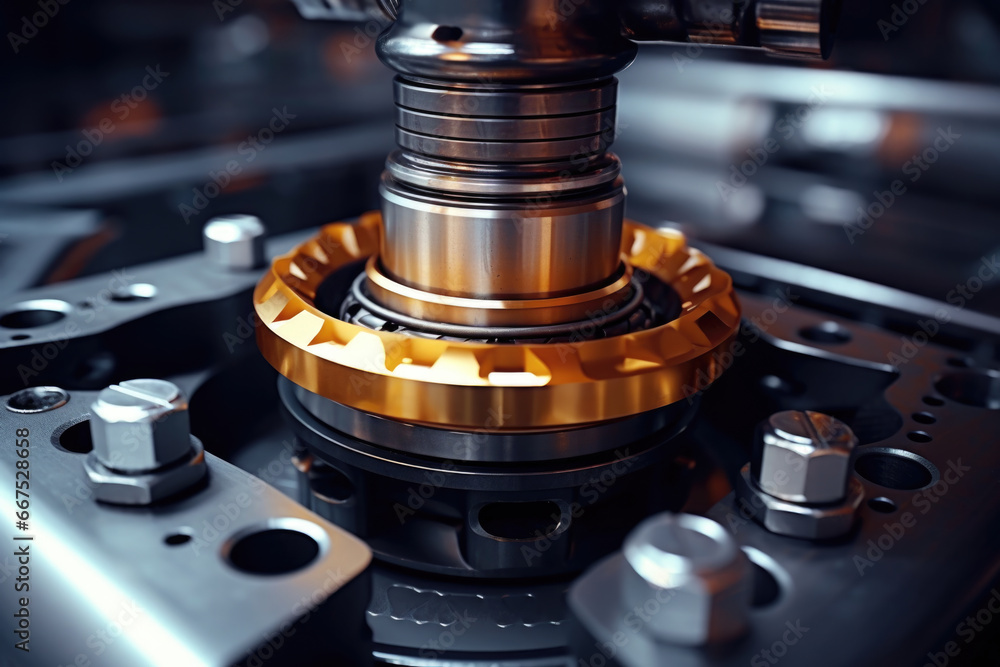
[621,513,750,646]
[752,410,857,504]
[84,436,208,505]
[203,215,267,270]
[90,379,192,473]
[736,464,863,540]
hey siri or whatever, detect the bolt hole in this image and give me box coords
[11,334,30,341]
[431,25,463,42]
[750,561,781,608]
[164,533,192,546]
[7,386,70,414]
[799,321,851,345]
[227,525,322,575]
[912,412,937,425]
[868,497,897,513]
[477,501,562,541]
[0,299,72,329]
[922,395,945,407]
[111,283,157,302]
[934,370,1000,409]
[907,431,933,443]
[855,449,936,490]
[55,419,94,454]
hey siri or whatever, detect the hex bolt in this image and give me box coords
[203,214,266,270]
[621,513,750,646]
[752,410,857,504]
[90,379,192,474]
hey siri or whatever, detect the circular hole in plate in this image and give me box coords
[226,521,323,575]
[855,449,936,490]
[56,419,94,454]
[111,283,157,302]
[912,412,937,424]
[6,386,69,414]
[934,370,1000,409]
[165,533,192,546]
[0,299,72,329]
[907,431,933,443]
[922,395,945,407]
[799,321,851,345]
[11,334,30,341]
[431,25,463,42]
[868,497,897,513]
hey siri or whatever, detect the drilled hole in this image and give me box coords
[57,420,94,454]
[228,527,321,575]
[922,395,945,407]
[907,431,933,443]
[868,497,897,513]
[431,25,463,42]
[855,450,935,490]
[0,299,71,329]
[164,533,192,546]
[935,370,1000,409]
[799,321,851,344]
[912,412,937,425]
[111,283,157,302]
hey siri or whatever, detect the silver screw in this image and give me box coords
[203,214,266,270]
[89,379,192,473]
[621,513,750,646]
[752,410,857,504]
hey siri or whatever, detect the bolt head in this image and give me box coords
[89,379,191,473]
[752,411,857,504]
[203,215,266,270]
[621,513,750,645]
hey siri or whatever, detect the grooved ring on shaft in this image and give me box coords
[395,76,618,118]
[365,257,635,328]
[253,211,741,431]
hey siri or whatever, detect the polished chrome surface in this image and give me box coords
[90,379,193,473]
[203,215,267,271]
[380,174,624,300]
[293,382,679,462]
[84,435,208,505]
[0,388,371,667]
[752,410,857,504]
[620,513,751,645]
[736,464,864,540]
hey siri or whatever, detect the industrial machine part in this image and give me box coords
[1,381,372,667]
[734,410,864,539]
[252,0,843,580]
[7,0,1000,665]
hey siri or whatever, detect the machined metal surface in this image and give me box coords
[751,410,857,504]
[90,379,194,473]
[203,215,268,271]
[293,382,686,462]
[621,513,751,645]
[0,386,372,667]
[254,213,741,431]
